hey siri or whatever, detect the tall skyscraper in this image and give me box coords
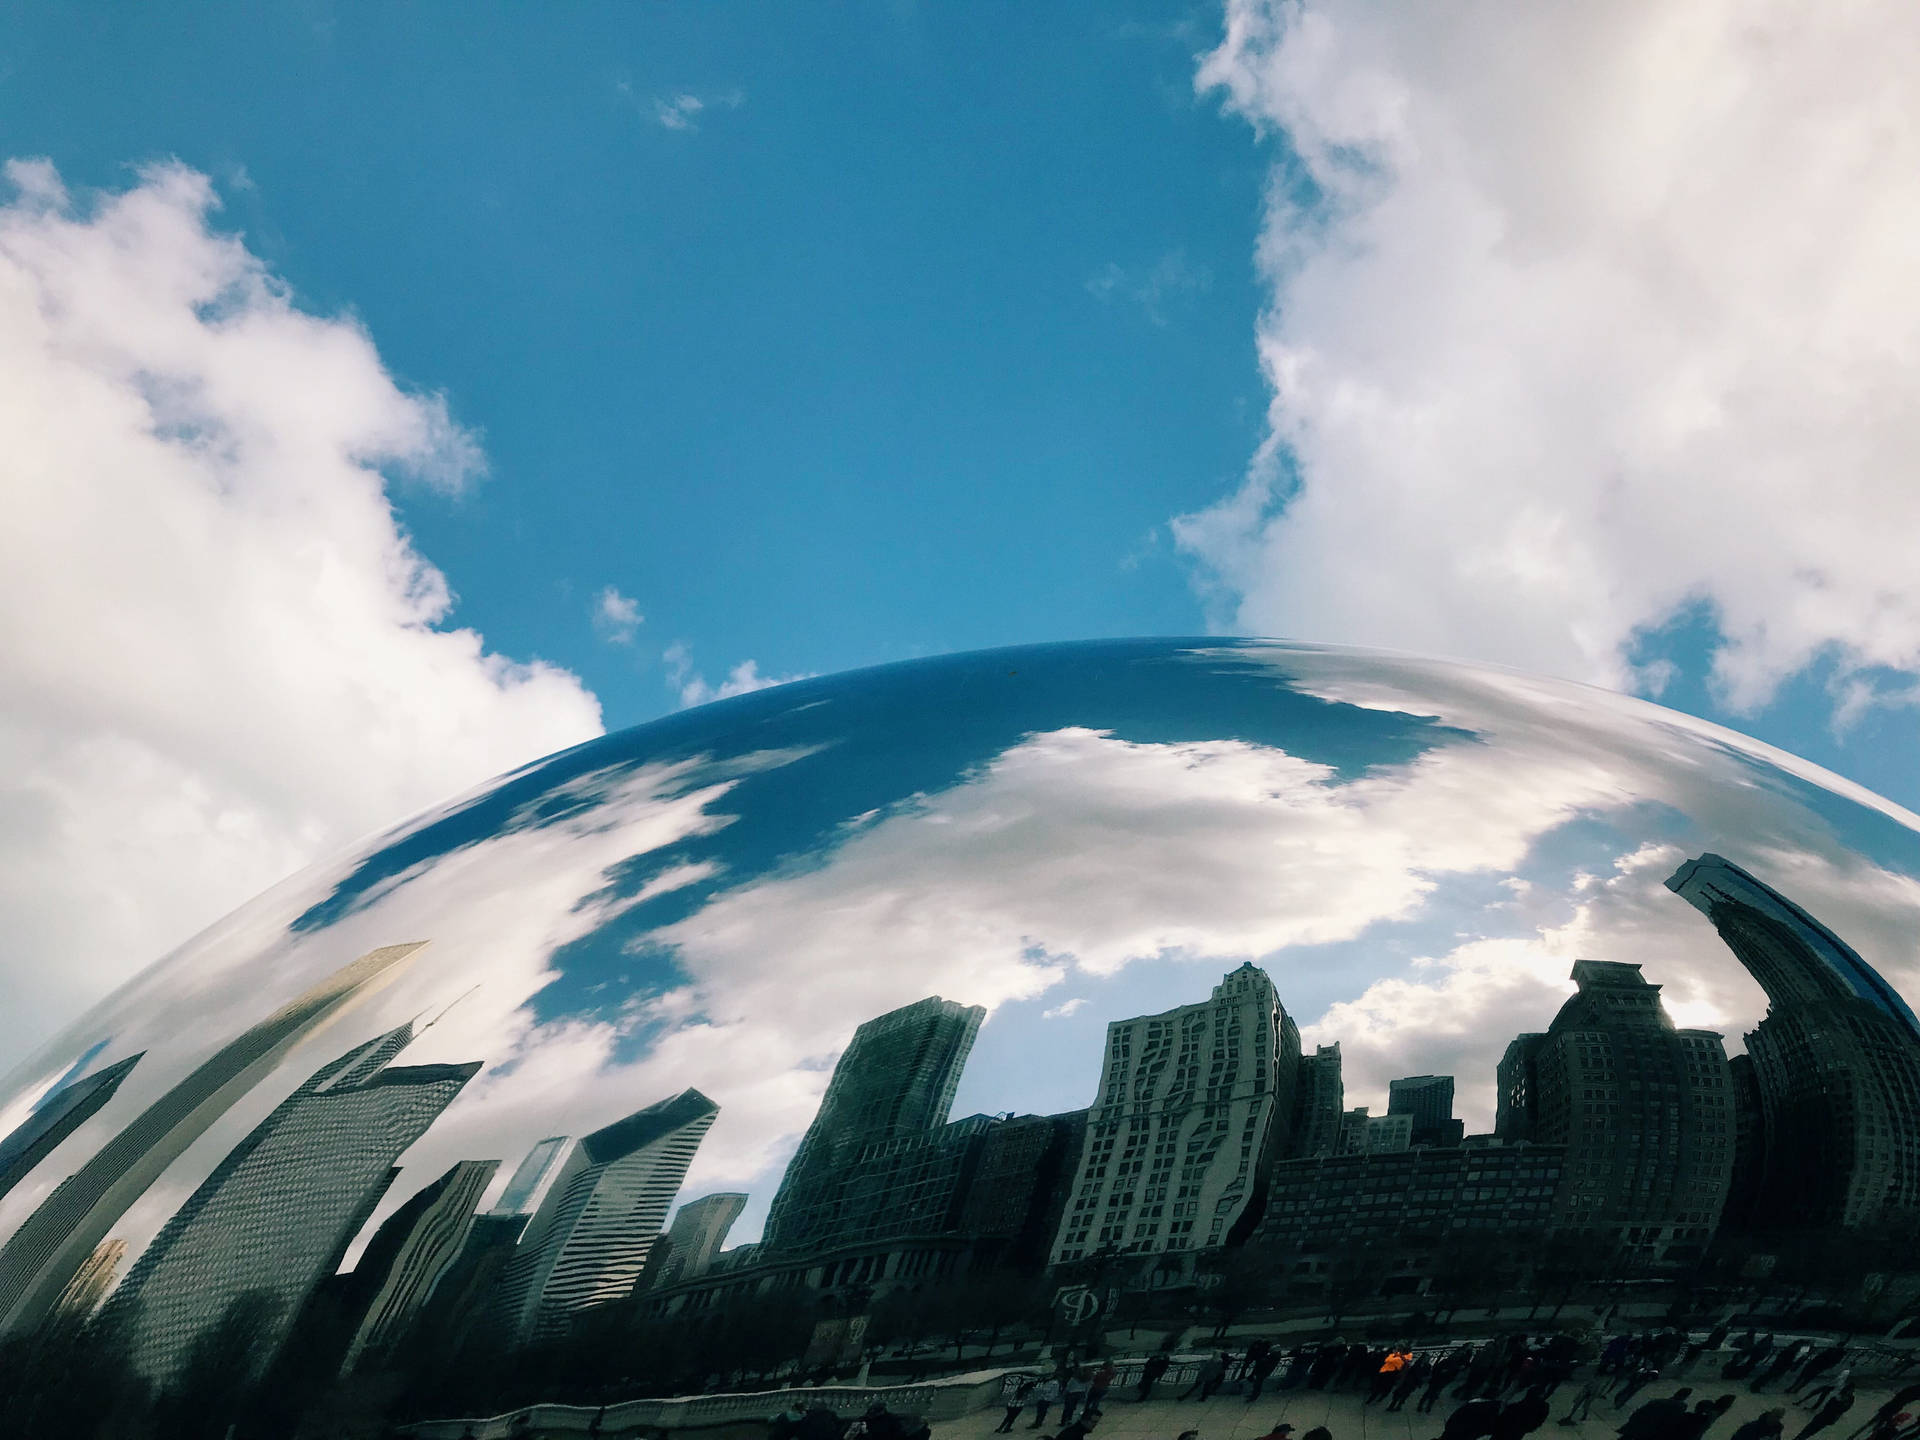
[1526,960,1734,1265]
[0,1054,142,1203]
[1289,1044,1344,1158]
[339,1158,499,1373]
[103,1022,479,1387]
[646,1192,746,1290]
[1495,1035,1546,1142]
[1388,1074,1464,1147]
[1668,853,1920,1229]
[1338,1107,1412,1154]
[763,997,984,1255]
[1051,963,1299,1265]
[489,1089,718,1343]
[492,1137,571,1218]
[0,943,425,1338]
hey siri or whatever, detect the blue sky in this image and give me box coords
[0,2,1265,716]
[5,2,1920,1058]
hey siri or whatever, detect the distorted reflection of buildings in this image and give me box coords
[0,1053,141,1205]
[3,850,1920,1373]
[1669,853,1920,1230]
[1493,960,1732,1267]
[1052,963,1299,1264]
[486,1090,718,1343]
[0,942,424,1338]
[338,1158,500,1374]
[101,1022,480,1386]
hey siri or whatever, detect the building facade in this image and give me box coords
[1668,853,1920,1230]
[763,997,984,1257]
[104,1023,479,1386]
[1521,960,1734,1266]
[1051,962,1299,1268]
[1289,1044,1344,1158]
[647,1192,747,1290]
[489,1089,718,1343]
[0,1054,142,1205]
[1255,1139,1565,1255]
[0,943,424,1338]
[339,1158,499,1373]
[1389,1075,1465,1148]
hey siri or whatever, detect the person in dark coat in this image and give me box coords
[1136,1355,1172,1403]
[797,1407,845,1440]
[1246,1347,1285,1404]
[1392,1356,1434,1412]
[1618,1389,1694,1440]
[1179,1352,1230,1402]
[1847,1387,1920,1440]
[1729,1411,1786,1440]
[1442,1396,1506,1440]
[1793,1388,1856,1440]
[1789,1348,1849,1396]
[1493,1388,1552,1440]
[1669,1400,1720,1440]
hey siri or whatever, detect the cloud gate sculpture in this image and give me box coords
[3,639,1919,1436]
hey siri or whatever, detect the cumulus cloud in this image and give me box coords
[0,160,603,1062]
[1182,2,1920,714]
[592,586,643,645]
[663,642,812,709]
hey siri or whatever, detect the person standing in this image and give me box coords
[997,1379,1037,1433]
[1793,1388,1856,1440]
[1845,1387,1920,1440]
[1028,1377,1063,1429]
[1391,1355,1433,1412]
[1062,1372,1090,1425]
[1371,1348,1412,1404]
[1137,1353,1174,1403]
[1799,1372,1854,1412]
[1181,1353,1231,1403]
[1246,1347,1285,1405]
[1559,1374,1609,1426]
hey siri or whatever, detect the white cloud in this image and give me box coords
[1042,998,1089,1020]
[663,642,812,709]
[0,160,603,1062]
[1182,2,1920,714]
[652,89,745,133]
[592,585,643,645]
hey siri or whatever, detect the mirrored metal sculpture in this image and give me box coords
[2,639,1918,1438]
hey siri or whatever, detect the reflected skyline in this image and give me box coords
[1,639,1919,1429]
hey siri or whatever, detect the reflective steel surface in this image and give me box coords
[4,638,1920,1433]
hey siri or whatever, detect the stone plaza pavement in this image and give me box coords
[930,1382,1908,1440]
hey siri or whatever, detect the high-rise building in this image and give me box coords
[103,1022,478,1387]
[1051,963,1299,1266]
[339,1158,499,1373]
[1289,1045,1344,1158]
[646,1192,746,1290]
[957,1110,1087,1272]
[1526,961,1734,1265]
[1495,1035,1546,1142]
[0,1054,142,1204]
[0,943,425,1338]
[489,1089,718,1343]
[763,997,984,1255]
[492,1137,571,1218]
[1255,1141,1565,1254]
[1668,853,1920,1229]
[1338,1107,1412,1154]
[1389,1075,1464,1147]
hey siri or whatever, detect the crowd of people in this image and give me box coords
[752,1328,1917,1440]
